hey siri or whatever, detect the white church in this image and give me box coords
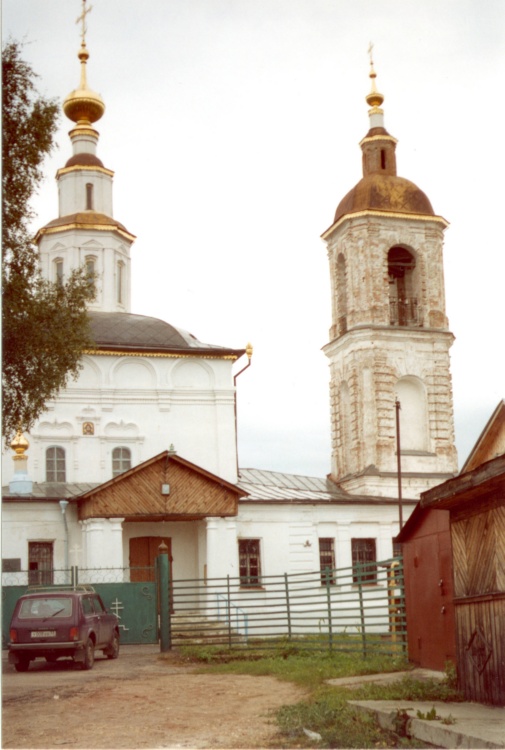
[2,26,458,593]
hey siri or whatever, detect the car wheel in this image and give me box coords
[106,632,119,659]
[81,638,95,670]
[14,657,30,672]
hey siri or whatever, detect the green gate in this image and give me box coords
[94,582,157,645]
[2,572,158,647]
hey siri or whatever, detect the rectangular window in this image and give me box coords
[393,540,402,559]
[351,538,377,584]
[319,538,336,584]
[238,539,261,587]
[28,542,54,586]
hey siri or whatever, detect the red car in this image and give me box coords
[8,586,119,671]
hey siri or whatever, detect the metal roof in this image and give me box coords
[3,468,409,506]
[88,312,244,356]
[237,468,352,502]
[2,483,99,500]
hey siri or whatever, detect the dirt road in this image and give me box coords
[2,645,307,749]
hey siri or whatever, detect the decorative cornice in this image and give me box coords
[359,134,398,146]
[57,164,114,178]
[321,209,448,239]
[36,222,135,243]
[83,348,240,361]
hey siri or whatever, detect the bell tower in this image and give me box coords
[35,1,135,313]
[322,54,458,499]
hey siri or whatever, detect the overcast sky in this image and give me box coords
[3,0,504,477]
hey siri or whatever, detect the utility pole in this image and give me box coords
[395,399,403,530]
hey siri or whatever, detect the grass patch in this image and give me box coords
[178,644,463,748]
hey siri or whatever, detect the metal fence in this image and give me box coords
[170,558,406,656]
[2,558,406,656]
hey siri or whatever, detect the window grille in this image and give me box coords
[351,538,377,584]
[28,542,53,585]
[238,539,261,587]
[319,538,336,584]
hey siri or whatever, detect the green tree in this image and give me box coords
[2,40,95,443]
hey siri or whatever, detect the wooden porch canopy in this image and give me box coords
[78,451,246,521]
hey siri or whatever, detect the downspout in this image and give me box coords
[59,499,69,581]
[233,343,253,478]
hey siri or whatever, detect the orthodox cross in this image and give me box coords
[76,0,93,45]
[368,41,374,67]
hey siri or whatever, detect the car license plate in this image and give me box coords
[31,630,56,638]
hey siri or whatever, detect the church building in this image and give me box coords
[2,24,458,599]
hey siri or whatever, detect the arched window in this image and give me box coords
[46,446,66,482]
[117,261,124,305]
[388,247,418,326]
[85,256,96,291]
[396,377,429,452]
[54,259,64,287]
[85,183,94,210]
[336,254,348,335]
[112,447,131,477]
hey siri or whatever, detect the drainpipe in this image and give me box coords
[233,343,253,478]
[59,499,69,581]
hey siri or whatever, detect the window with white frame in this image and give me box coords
[112,446,132,477]
[238,539,261,587]
[46,446,66,482]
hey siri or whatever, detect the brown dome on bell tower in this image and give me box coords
[332,55,435,224]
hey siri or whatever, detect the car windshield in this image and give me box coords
[18,597,73,619]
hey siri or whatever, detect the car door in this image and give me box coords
[91,594,113,646]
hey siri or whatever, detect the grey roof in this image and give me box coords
[3,469,410,506]
[2,483,99,500]
[88,312,244,356]
[237,468,352,502]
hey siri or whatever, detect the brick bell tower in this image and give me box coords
[322,54,458,499]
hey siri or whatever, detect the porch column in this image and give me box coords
[81,517,125,581]
[205,517,238,580]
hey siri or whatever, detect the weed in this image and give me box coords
[176,644,462,748]
[416,706,439,721]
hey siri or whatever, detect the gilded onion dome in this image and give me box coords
[63,41,105,127]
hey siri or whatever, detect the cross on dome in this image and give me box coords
[63,0,104,127]
[366,41,384,110]
[76,0,93,46]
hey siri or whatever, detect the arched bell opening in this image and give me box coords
[388,246,419,326]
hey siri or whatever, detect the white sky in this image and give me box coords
[3,0,504,477]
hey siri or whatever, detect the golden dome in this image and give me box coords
[11,428,29,456]
[63,42,105,126]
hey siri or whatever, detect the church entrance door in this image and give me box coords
[129,536,172,582]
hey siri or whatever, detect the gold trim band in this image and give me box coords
[321,209,448,239]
